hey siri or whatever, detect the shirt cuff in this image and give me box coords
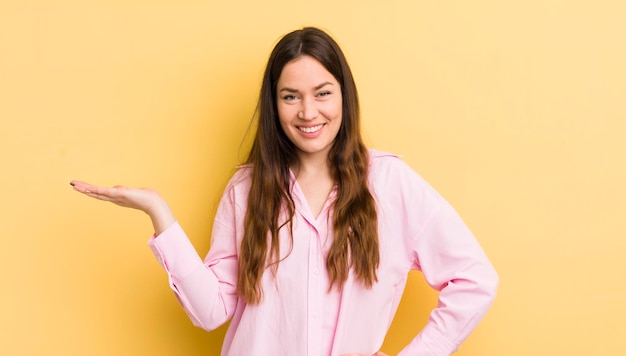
[398,323,458,356]
[147,221,204,279]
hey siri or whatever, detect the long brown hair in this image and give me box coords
[239,27,379,304]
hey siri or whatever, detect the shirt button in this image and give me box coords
[313,269,319,275]
[312,312,318,318]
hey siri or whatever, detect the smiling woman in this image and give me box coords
[71,27,498,356]
[277,56,343,162]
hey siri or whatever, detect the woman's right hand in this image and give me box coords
[70,180,176,235]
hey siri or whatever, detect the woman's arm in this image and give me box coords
[401,198,499,356]
[70,179,239,330]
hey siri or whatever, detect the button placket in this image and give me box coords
[307,223,323,356]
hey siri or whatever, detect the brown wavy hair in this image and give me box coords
[239,27,379,304]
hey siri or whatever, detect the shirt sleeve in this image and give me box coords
[148,187,240,331]
[398,177,499,355]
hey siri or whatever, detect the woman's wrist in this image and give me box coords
[147,198,176,236]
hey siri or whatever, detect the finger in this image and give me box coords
[69,180,86,190]
[83,190,113,202]
[70,180,100,192]
[88,185,131,202]
[71,181,118,199]
[70,181,95,194]
[85,188,135,208]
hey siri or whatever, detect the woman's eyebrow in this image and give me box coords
[279,81,334,93]
[314,81,333,90]
[279,87,298,93]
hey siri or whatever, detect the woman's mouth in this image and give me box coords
[298,124,324,133]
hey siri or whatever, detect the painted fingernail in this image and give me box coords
[69,182,75,186]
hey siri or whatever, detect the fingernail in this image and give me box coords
[69,182,75,186]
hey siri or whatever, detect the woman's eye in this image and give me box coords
[317,91,331,97]
[283,95,297,101]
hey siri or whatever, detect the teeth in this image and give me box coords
[299,124,323,133]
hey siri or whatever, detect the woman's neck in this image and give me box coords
[291,153,335,218]
[292,151,332,179]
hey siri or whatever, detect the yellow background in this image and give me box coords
[1,1,624,355]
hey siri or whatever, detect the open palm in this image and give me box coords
[70,180,175,235]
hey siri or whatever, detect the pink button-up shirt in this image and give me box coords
[149,150,498,355]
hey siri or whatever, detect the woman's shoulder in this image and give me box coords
[368,148,401,159]
[223,164,253,194]
[367,148,444,211]
[367,148,432,190]
[368,148,411,172]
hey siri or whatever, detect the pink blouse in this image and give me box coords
[148,150,498,355]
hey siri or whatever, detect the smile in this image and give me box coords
[297,124,324,133]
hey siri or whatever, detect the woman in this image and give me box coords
[71,27,498,356]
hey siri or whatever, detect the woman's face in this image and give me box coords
[276,55,342,162]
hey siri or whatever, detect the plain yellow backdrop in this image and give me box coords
[1,1,625,355]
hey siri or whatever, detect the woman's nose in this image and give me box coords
[298,97,318,120]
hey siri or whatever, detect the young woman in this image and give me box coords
[71,27,498,356]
